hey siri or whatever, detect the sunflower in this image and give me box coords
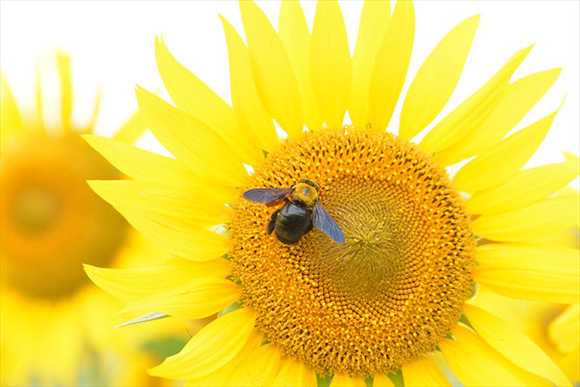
[85,1,579,386]
[0,52,189,385]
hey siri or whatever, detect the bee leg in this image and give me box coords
[306,220,313,233]
[267,209,280,235]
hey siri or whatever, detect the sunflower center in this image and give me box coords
[1,133,129,300]
[12,187,62,235]
[230,130,475,376]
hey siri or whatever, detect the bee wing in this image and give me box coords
[312,203,345,244]
[243,188,292,205]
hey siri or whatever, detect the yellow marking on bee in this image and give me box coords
[290,182,318,208]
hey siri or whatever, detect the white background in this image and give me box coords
[1,1,579,174]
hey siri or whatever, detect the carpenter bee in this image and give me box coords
[243,179,345,245]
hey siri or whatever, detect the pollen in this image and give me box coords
[229,129,475,376]
[0,133,128,300]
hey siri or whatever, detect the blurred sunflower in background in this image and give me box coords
[1,52,190,385]
[85,0,579,386]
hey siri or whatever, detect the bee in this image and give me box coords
[242,179,345,245]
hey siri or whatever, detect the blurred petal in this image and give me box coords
[112,112,147,144]
[548,304,580,353]
[34,64,44,132]
[56,52,73,132]
[1,74,23,139]
[86,86,102,133]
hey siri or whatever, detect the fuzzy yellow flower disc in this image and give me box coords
[231,129,474,374]
[1,130,127,300]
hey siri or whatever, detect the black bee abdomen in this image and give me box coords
[275,203,312,245]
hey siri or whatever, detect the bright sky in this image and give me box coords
[1,1,579,178]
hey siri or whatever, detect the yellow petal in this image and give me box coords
[467,160,579,215]
[149,308,257,380]
[402,354,450,386]
[474,243,580,304]
[272,358,305,387]
[453,108,559,193]
[373,373,395,387]
[86,86,102,134]
[548,304,580,353]
[120,278,241,320]
[136,87,248,187]
[303,366,318,387]
[240,0,303,138]
[84,135,236,201]
[185,331,263,387]
[420,46,531,153]
[1,74,23,139]
[222,343,280,386]
[564,151,579,164]
[113,112,147,144]
[369,0,415,131]
[331,373,366,387]
[349,0,391,129]
[221,16,280,153]
[155,37,262,165]
[558,350,580,383]
[439,325,526,386]
[110,207,231,262]
[89,180,231,227]
[310,0,351,129]
[34,64,44,132]
[464,304,572,386]
[84,258,232,301]
[471,195,580,242]
[435,68,561,166]
[56,52,73,132]
[399,15,479,140]
[279,0,322,131]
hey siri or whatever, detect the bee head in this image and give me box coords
[291,180,319,208]
[298,179,319,192]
